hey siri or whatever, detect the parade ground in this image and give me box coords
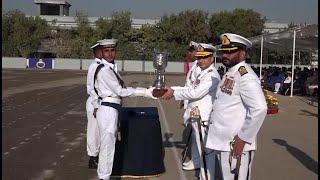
[2,69,318,180]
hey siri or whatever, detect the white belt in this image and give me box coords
[101,96,121,104]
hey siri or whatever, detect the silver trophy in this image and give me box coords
[152,52,169,97]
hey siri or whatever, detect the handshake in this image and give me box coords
[137,87,174,100]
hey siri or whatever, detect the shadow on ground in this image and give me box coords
[299,109,318,117]
[273,139,318,175]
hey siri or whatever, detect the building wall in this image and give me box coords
[54,58,81,69]
[2,57,27,68]
[30,15,287,32]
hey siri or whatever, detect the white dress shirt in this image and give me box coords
[93,59,147,106]
[183,60,201,109]
[172,64,221,122]
[284,76,292,83]
[206,61,267,151]
[87,58,102,108]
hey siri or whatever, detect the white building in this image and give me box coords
[263,21,289,34]
[32,0,159,29]
[33,1,287,31]
[27,15,159,29]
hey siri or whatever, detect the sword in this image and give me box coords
[181,122,192,164]
[190,106,208,180]
[230,140,242,180]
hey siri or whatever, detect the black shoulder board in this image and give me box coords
[238,66,248,76]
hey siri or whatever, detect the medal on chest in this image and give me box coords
[193,78,201,88]
[220,75,235,95]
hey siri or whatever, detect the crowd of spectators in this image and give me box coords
[216,65,318,97]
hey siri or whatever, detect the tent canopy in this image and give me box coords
[249,24,318,52]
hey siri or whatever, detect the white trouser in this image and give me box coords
[96,105,119,180]
[190,121,207,180]
[205,150,255,180]
[86,96,100,157]
[274,83,281,92]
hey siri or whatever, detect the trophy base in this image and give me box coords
[152,89,168,98]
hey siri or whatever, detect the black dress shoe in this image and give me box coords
[88,156,99,169]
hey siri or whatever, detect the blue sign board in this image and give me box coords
[27,58,54,69]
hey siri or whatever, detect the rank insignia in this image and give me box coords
[238,66,248,76]
[208,69,213,73]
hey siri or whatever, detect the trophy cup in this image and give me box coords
[152,52,169,97]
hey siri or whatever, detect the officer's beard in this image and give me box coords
[222,57,236,68]
[222,57,244,68]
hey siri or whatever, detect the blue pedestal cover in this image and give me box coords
[111,107,165,178]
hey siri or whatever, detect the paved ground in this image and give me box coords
[2,69,318,180]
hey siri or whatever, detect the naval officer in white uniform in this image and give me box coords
[94,39,156,180]
[161,43,221,180]
[86,41,103,169]
[205,33,267,180]
[181,41,203,170]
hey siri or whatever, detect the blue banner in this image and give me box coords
[27,58,54,69]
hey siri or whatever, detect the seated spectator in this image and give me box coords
[272,70,285,93]
[260,70,268,85]
[281,72,292,95]
[305,70,318,96]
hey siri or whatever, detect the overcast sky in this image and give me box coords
[2,0,318,24]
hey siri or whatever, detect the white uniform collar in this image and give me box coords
[94,58,101,63]
[197,64,215,79]
[227,61,246,73]
[101,58,118,71]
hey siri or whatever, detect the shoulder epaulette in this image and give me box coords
[238,66,248,76]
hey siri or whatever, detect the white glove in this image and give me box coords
[144,87,157,99]
[134,87,157,99]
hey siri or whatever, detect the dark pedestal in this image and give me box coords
[111,107,165,178]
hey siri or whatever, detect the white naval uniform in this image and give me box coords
[182,60,201,120]
[94,59,151,180]
[172,64,220,179]
[205,61,267,180]
[181,60,202,170]
[86,57,101,157]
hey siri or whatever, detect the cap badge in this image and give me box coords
[221,35,231,45]
[197,45,204,52]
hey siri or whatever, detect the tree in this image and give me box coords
[2,10,50,57]
[209,9,266,38]
[155,9,211,61]
[66,11,96,59]
[94,17,112,40]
